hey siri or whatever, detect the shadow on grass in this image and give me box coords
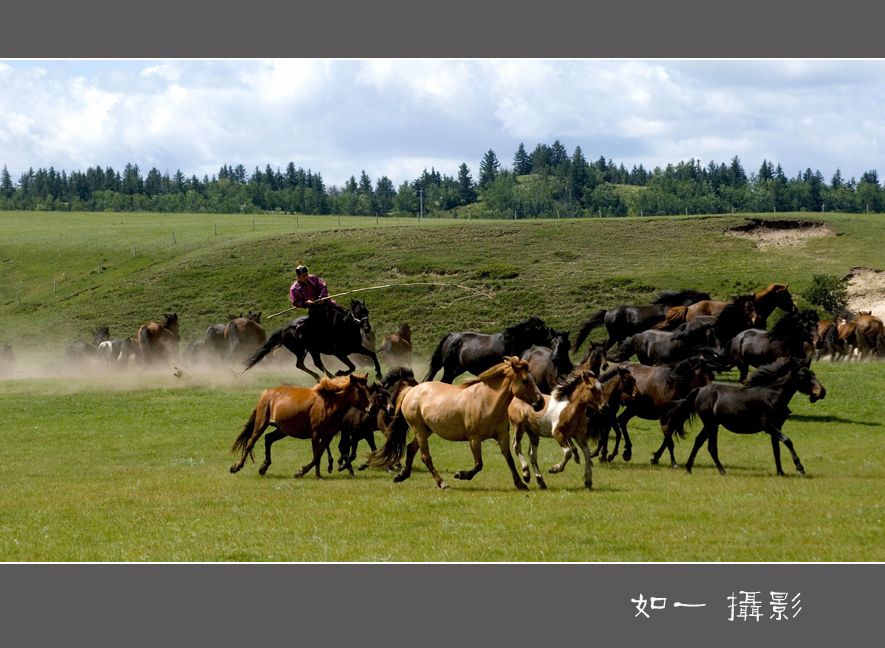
[790,413,881,427]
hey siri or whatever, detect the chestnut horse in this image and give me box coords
[369,357,544,490]
[136,313,180,364]
[855,312,885,359]
[509,370,607,489]
[657,283,794,330]
[224,311,267,362]
[380,323,413,369]
[229,373,371,478]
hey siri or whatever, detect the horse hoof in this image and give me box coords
[393,473,407,483]
[537,479,547,490]
[454,471,466,480]
[548,466,561,474]
[606,454,616,463]
[584,480,593,490]
[294,471,304,479]
[258,465,269,476]
[650,457,659,465]
[438,481,449,490]
[719,468,727,476]
[358,464,368,471]
[229,465,239,474]
[686,467,693,474]
[622,450,632,462]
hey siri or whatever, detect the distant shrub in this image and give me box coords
[803,274,849,316]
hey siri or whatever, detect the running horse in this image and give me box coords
[229,373,371,478]
[574,289,710,353]
[666,358,826,476]
[243,299,382,381]
[380,323,413,369]
[657,283,794,330]
[520,329,574,394]
[424,315,553,383]
[224,311,267,362]
[136,313,180,364]
[727,309,819,382]
[368,357,544,490]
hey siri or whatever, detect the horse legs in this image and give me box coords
[496,431,528,490]
[616,409,634,462]
[705,427,726,475]
[548,443,574,474]
[454,436,484,481]
[230,416,272,474]
[767,425,805,476]
[575,435,594,489]
[332,353,358,377]
[351,346,383,380]
[295,433,335,479]
[413,427,447,489]
[258,429,285,475]
[393,438,420,482]
[526,433,547,489]
[357,434,378,471]
[294,352,321,382]
[511,423,531,483]
[652,422,679,468]
[685,425,714,474]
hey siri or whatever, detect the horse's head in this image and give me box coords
[506,356,545,411]
[582,341,610,374]
[550,330,571,358]
[616,366,640,404]
[796,365,826,402]
[92,326,111,343]
[344,373,372,413]
[367,382,392,417]
[575,371,607,414]
[247,311,262,324]
[349,299,372,333]
[769,283,796,312]
[685,356,716,387]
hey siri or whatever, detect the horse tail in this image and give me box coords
[655,306,687,330]
[231,408,258,460]
[664,388,700,439]
[367,396,409,469]
[137,325,151,359]
[424,333,450,382]
[242,328,284,372]
[574,310,607,350]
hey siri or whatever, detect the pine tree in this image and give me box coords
[456,163,477,204]
[1,165,13,198]
[513,143,532,175]
[478,149,500,188]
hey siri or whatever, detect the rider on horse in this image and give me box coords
[289,264,346,334]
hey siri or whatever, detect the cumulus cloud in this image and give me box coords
[0,59,883,186]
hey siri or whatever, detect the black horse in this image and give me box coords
[574,289,710,352]
[243,299,382,381]
[424,315,553,383]
[666,358,826,476]
[727,309,819,382]
[334,382,392,473]
[609,295,759,366]
[520,330,574,394]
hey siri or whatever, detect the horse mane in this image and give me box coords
[314,375,352,394]
[381,366,416,387]
[551,370,591,401]
[714,294,755,332]
[460,360,516,388]
[653,289,711,306]
[755,283,788,301]
[769,309,818,341]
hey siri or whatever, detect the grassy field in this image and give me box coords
[0,210,883,561]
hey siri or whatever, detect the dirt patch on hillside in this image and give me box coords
[845,267,885,318]
[726,218,835,250]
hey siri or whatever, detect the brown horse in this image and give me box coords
[229,373,371,478]
[224,311,267,362]
[136,313,180,364]
[380,323,412,369]
[509,370,608,489]
[369,356,544,489]
[830,320,858,361]
[658,283,794,330]
[854,312,885,359]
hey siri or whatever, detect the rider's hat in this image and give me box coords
[295,264,309,276]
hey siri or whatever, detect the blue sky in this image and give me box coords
[1,59,883,187]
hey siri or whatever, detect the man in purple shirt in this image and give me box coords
[289,264,344,334]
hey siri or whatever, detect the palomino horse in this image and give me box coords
[666,358,826,476]
[229,373,371,478]
[509,370,607,489]
[574,289,710,352]
[380,323,413,369]
[658,283,794,330]
[369,357,544,490]
[520,329,574,394]
[224,311,267,362]
[136,313,180,364]
[424,315,553,383]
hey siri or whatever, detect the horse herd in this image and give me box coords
[227,282,881,490]
[8,281,882,490]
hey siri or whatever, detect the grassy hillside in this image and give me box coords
[1,211,882,354]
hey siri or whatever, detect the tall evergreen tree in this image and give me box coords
[1,165,13,198]
[478,149,500,188]
[456,163,477,204]
[513,143,532,175]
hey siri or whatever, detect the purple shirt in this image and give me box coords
[289,274,335,308]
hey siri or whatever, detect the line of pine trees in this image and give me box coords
[1,141,883,217]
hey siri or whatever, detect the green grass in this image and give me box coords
[0,210,883,561]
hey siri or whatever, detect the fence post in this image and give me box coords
[132,245,136,258]
[172,233,177,245]
[53,280,57,293]
[252,219,255,231]
[214,224,217,236]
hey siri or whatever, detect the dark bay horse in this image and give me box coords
[727,309,819,382]
[243,299,382,381]
[424,315,553,383]
[65,326,110,364]
[225,311,267,362]
[369,357,545,490]
[604,357,716,465]
[574,289,710,352]
[380,323,413,369]
[136,313,180,364]
[230,373,371,478]
[334,382,392,473]
[666,358,826,475]
[520,330,574,394]
[658,283,794,330]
